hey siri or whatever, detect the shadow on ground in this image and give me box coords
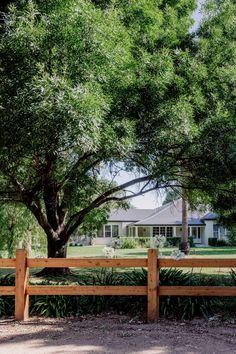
[0,314,236,354]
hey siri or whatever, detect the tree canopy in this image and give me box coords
[0,0,235,261]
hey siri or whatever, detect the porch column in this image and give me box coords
[173,226,177,237]
[189,226,192,237]
[135,226,138,237]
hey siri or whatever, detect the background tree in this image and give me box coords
[0,204,46,257]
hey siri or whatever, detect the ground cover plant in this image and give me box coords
[0,267,235,320]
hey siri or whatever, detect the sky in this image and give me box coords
[111,1,205,210]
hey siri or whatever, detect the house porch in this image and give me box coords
[128,225,204,244]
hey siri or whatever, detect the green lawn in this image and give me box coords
[68,245,236,258]
[66,246,236,276]
[0,246,235,278]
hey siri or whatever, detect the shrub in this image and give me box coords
[31,269,123,317]
[188,237,195,248]
[216,239,228,246]
[166,237,180,246]
[230,269,236,285]
[228,228,236,246]
[208,238,228,246]
[0,275,15,317]
[0,269,230,320]
[137,237,151,248]
[166,236,195,248]
[111,238,121,249]
[119,237,151,249]
[208,237,217,246]
[121,268,218,319]
[120,237,137,249]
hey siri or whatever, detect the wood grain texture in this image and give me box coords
[0,286,15,295]
[27,285,147,296]
[159,258,236,268]
[147,249,158,322]
[159,286,236,296]
[15,249,29,321]
[27,258,148,268]
[0,259,16,268]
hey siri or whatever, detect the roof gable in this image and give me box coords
[108,208,155,222]
[108,199,214,225]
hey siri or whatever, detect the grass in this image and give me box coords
[67,245,236,258]
[0,246,235,277]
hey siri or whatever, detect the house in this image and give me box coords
[95,199,228,246]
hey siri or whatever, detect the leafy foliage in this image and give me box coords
[1,269,235,319]
[0,0,236,259]
[122,268,219,319]
[0,275,14,317]
[228,228,236,246]
[208,238,228,247]
[0,204,46,257]
[230,269,236,286]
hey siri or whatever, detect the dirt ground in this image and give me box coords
[0,314,235,354]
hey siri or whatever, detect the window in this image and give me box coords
[104,225,119,238]
[153,226,173,237]
[198,228,201,239]
[160,227,166,236]
[213,224,227,238]
[129,227,136,237]
[112,225,119,237]
[213,224,219,238]
[167,227,173,237]
[105,225,111,238]
[153,227,160,236]
[191,227,201,239]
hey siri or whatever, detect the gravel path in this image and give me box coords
[0,315,235,354]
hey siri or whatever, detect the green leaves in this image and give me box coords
[0,0,235,252]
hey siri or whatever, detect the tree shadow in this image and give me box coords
[0,315,235,354]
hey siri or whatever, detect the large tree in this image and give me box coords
[0,0,235,267]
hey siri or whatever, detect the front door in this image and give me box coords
[191,227,201,244]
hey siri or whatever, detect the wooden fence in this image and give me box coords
[0,249,236,322]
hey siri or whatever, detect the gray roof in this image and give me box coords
[201,212,218,220]
[109,199,211,226]
[108,209,155,222]
[174,218,205,226]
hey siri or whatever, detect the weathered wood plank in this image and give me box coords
[159,258,236,268]
[0,259,16,268]
[0,286,15,295]
[15,249,29,321]
[147,249,158,322]
[159,286,236,296]
[27,285,147,296]
[27,258,148,268]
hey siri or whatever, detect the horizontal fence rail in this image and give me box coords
[0,249,236,322]
[27,258,148,268]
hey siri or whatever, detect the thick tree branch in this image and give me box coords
[58,152,95,190]
[103,185,159,203]
[63,175,154,240]
[7,173,57,240]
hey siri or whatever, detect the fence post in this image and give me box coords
[147,248,159,322]
[15,249,29,321]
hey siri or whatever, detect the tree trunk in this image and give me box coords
[179,197,190,255]
[36,237,72,277]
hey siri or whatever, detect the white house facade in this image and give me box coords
[95,199,228,246]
